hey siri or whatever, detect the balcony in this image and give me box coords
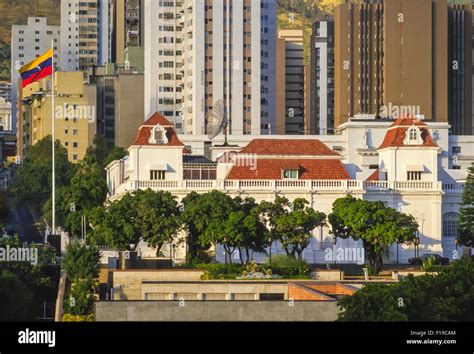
[110,179,459,199]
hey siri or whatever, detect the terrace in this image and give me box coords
[110,179,464,199]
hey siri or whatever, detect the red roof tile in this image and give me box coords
[132,112,185,147]
[366,169,379,181]
[240,139,340,156]
[226,159,350,180]
[143,112,174,127]
[378,118,438,149]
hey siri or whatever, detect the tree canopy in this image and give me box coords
[12,136,75,209]
[260,196,325,260]
[89,189,181,253]
[329,195,418,275]
[338,258,474,321]
[458,163,474,247]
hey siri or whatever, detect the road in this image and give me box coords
[6,197,43,244]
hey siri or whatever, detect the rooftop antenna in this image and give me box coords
[207,99,229,146]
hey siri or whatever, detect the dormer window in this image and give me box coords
[283,170,299,179]
[403,125,423,145]
[148,124,168,145]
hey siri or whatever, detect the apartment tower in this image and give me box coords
[60,0,111,71]
[144,0,277,136]
[276,29,306,135]
[11,17,60,137]
[111,0,144,65]
[335,0,473,135]
[310,21,335,135]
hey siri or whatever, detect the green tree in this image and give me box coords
[85,135,110,168]
[181,192,213,263]
[458,164,474,247]
[43,156,108,236]
[64,278,96,316]
[135,189,181,254]
[11,136,75,209]
[63,241,101,281]
[260,197,325,260]
[197,191,240,263]
[0,271,33,321]
[338,258,474,321]
[85,135,127,172]
[232,197,268,264]
[89,189,181,254]
[329,195,418,275]
[104,146,127,168]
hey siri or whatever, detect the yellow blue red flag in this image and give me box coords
[18,49,53,88]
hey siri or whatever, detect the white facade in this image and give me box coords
[11,17,60,133]
[60,0,110,71]
[144,0,276,136]
[107,115,473,264]
[0,98,12,131]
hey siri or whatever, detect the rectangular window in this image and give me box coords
[407,171,422,181]
[283,170,299,179]
[150,170,165,180]
[452,146,461,154]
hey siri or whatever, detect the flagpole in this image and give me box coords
[51,39,56,241]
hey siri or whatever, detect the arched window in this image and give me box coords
[148,124,168,145]
[403,125,423,145]
[443,212,459,238]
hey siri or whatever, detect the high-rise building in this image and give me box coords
[11,17,60,134]
[60,0,111,71]
[448,3,473,135]
[310,21,334,135]
[144,0,277,136]
[86,62,144,148]
[334,0,473,135]
[19,72,97,162]
[276,29,306,135]
[144,0,183,132]
[0,82,11,103]
[111,0,143,65]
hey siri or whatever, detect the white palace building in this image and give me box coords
[106,113,474,264]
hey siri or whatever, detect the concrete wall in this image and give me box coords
[95,300,339,321]
[112,270,205,300]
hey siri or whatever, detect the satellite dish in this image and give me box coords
[207,99,229,146]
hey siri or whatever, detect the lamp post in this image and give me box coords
[414,234,420,269]
[332,236,337,265]
[396,238,400,266]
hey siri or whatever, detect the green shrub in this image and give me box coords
[63,278,96,316]
[62,313,94,322]
[197,264,245,280]
[264,255,310,276]
[63,241,101,281]
[422,256,436,271]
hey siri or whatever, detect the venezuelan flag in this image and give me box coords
[18,49,53,88]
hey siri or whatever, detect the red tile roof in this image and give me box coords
[378,118,438,149]
[240,139,340,156]
[132,112,185,147]
[143,112,174,127]
[366,169,379,181]
[226,159,350,180]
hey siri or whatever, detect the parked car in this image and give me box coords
[408,253,450,265]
